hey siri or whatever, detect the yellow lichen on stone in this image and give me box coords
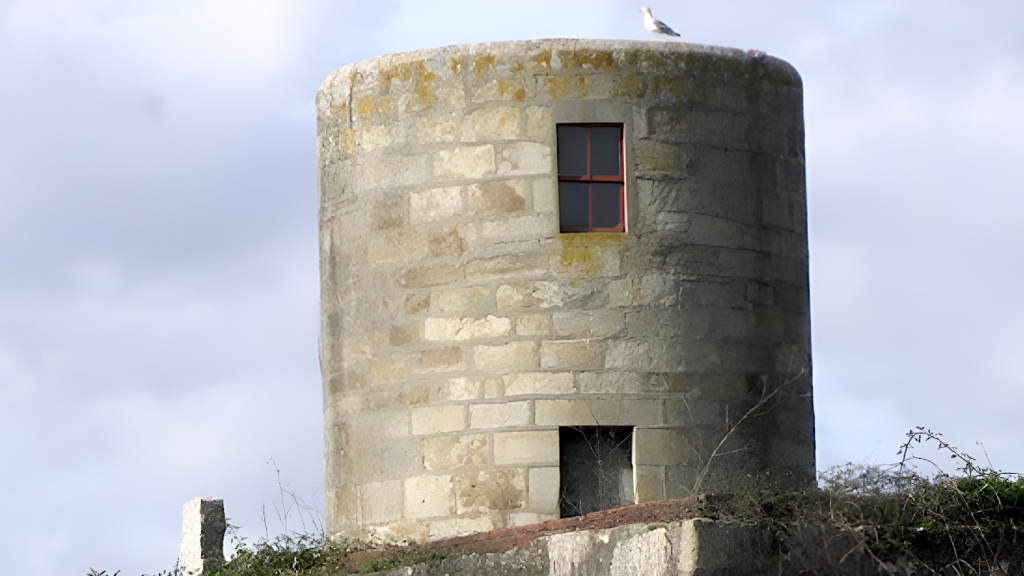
[449,54,463,74]
[340,128,356,154]
[611,75,645,98]
[354,96,376,118]
[472,53,497,79]
[547,77,589,100]
[559,49,618,71]
[497,79,528,102]
[554,234,626,277]
[529,49,551,69]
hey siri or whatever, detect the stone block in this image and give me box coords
[540,339,605,370]
[534,399,597,426]
[467,180,526,214]
[404,475,453,519]
[531,178,558,212]
[528,466,560,512]
[664,399,720,427]
[180,497,226,576]
[496,281,565,309]
[465,254,547,281]
[525,106,553,142]
[577,372,644,394]
[411,404,467,435]
[455,468,527,513]
[460,107,520,141]
[358,153,431,189]
[424,315,512,341]
[484,379,501,398]
[503,372,575,396]
[358,480,403,524]
[435,145,495,179]
[608,527,673,576]
[416,347,467,373]
[410,186,463,224]
[515,314,551,336]
[429,286,493,314]
[367,195,405,230]
[356,125,391,151]
[427,515,496,539]
[367,227,427,263]
[493,430,559,466]
[471,213,556,244]
[604,340,652,370]
[665,466,700,499]
[440,377,482,401]
[497,142,552,175]
[634,465,665,503]
[413,113,457,144]
[507,512,558,527]
[469,401,531,429]
[634,428,693,466]
[473,341,539,371]
[421,433,492,471]
[366,519,428,544]
[551,310,624,337]
[396,264,462,288]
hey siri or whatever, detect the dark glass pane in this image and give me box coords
[591,127,621,176]
[557,126,589,175]
[592,183,622,228]
[559,181,590,230]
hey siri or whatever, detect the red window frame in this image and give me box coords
[557,123,626,233]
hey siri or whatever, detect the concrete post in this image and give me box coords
[180,497,226,575]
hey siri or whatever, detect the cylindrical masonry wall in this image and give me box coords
[316,39,814,542]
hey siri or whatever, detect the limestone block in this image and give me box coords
[503,372,575,396]
[435,145,495,179]
[356,125,391,151]
[413,114,457,144]
[515,314,551,336]
[357,153,432,189]
[604,340,652,370]
[634,465,666,503]
[427,515,496,539]
[687,213,758,250]
[634,140,690,173]
[404,475,454,519]
[366,519,428,544]
[413,348,468,377]
[484,379,501,398]
[664,398,721,427]
[609,527,672,576]
[421,433,492,471]
[551,241,623,279]
[440,377,482,401]
[367,195,405,230]
[471,213,556,245]
[396,263,462,288]
[455,468,526,513]
[531,178,558,212]
[358,480,403,524]
[507,512,558,527]
[424,315,512,342]
[534,399,597,426]
[460,107,521,141]
[496,281,565,309]
[577,372,644,394]
[528,466,560,512]
[496,142,552,176]
[540,339,605,371]
[467,180,526,214]
[410,186,463,224]
[552,310,624,337]
[473,341,540,371]
[634,428,693,466]
[367,228,427,263]
[411,404,467,435]
[525,106,553,142]
[430,286,493,314]
[469,401,531,429]
[180,497,226,576]
[464,254,548,282]
[493,430,559,466]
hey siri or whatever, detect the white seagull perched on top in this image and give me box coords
[640,7,680,37]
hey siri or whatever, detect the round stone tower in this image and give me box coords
[316,39,814,542]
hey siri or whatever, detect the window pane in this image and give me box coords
[591,183,622,228]
[557,126,589,175]
[559,181,590,230]
[590,127,621,176]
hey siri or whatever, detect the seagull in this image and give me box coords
[640,7,680,38]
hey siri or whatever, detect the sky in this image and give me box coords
[1,1,1022,574]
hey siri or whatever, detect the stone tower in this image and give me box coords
[316,39,814,543]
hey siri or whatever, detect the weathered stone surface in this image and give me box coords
[320,39,813,541]
[180,497,226,576]
[455,468,527,513]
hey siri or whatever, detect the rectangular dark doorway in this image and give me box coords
[559,426,634,518]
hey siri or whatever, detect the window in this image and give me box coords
[556,124,626,233]
[559,426,634,518]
